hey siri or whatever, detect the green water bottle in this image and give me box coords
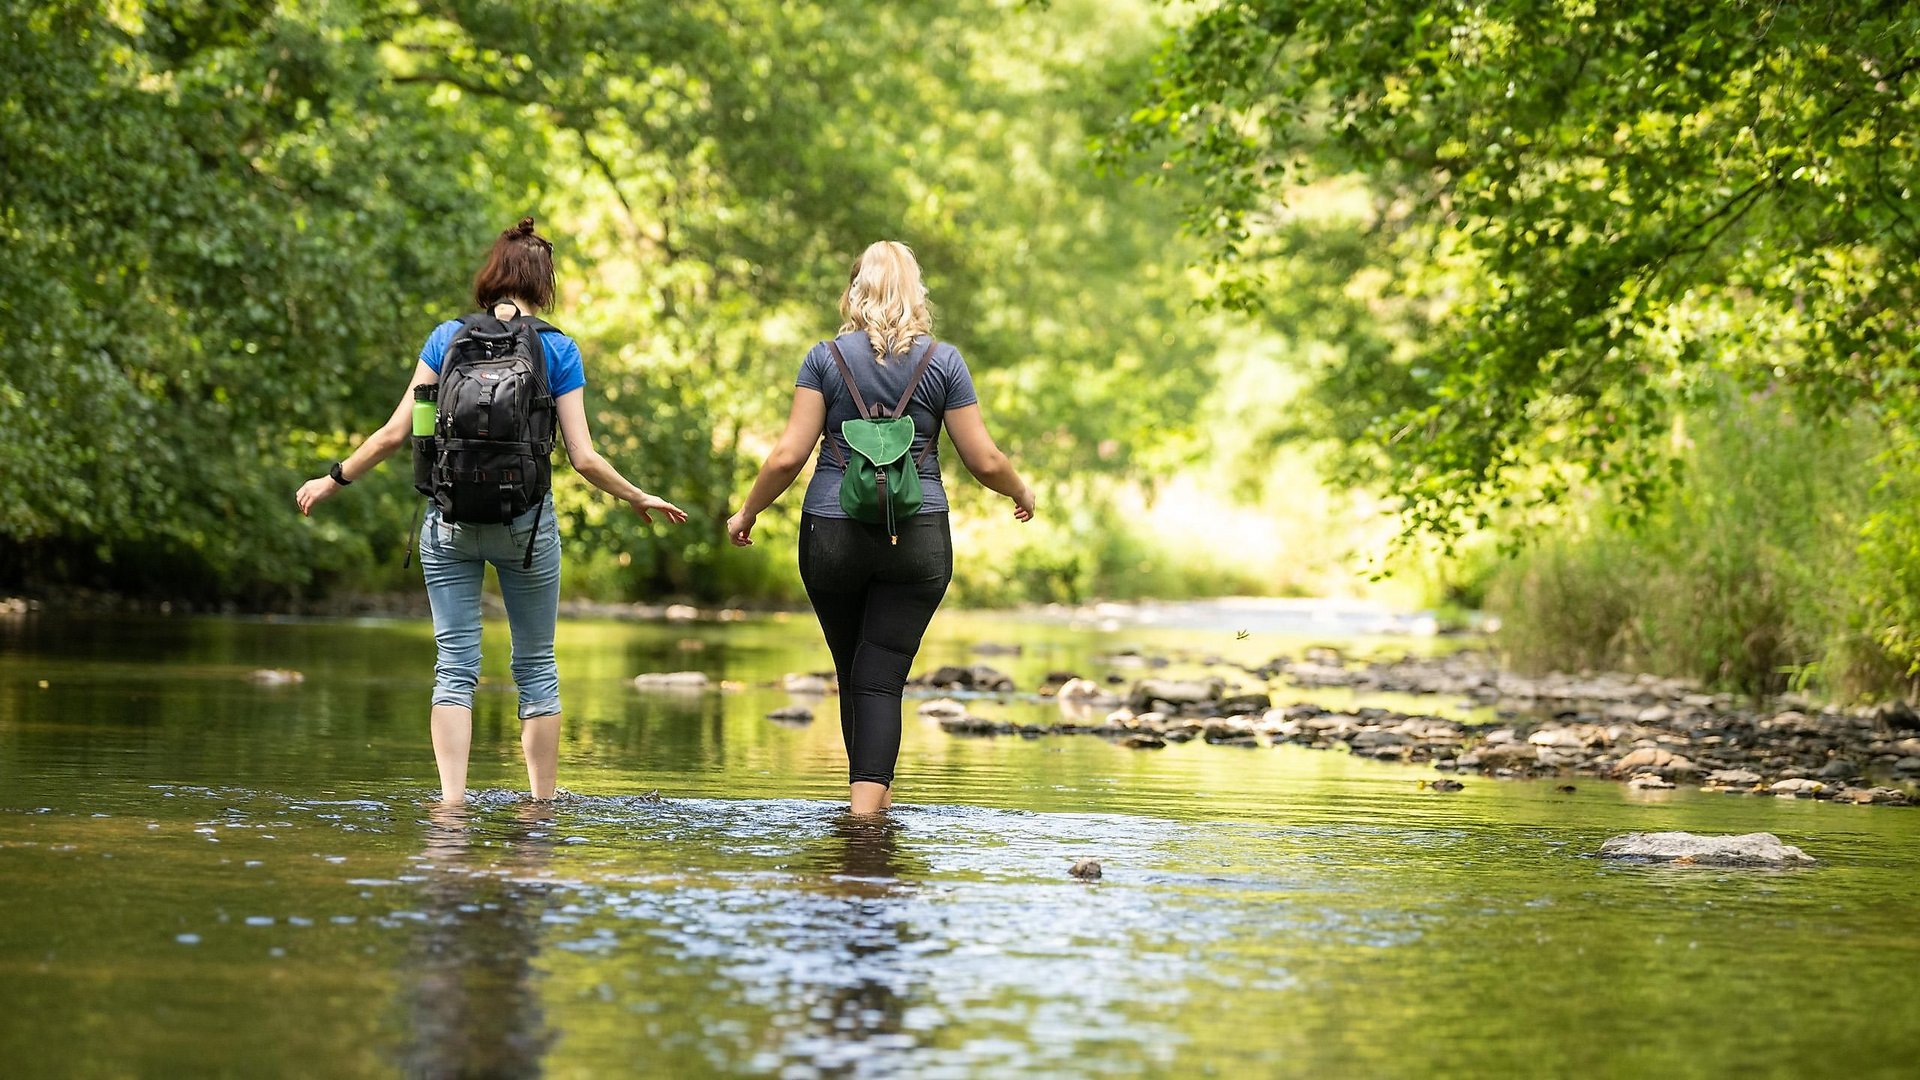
[412,384,437,436]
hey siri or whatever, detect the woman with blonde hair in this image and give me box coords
[728,241,1034,814]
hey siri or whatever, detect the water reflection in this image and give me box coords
[819,813,919,896]
[400,802,555,1079]
[785,815,927,1069]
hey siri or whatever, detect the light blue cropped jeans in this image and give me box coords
[418,496,562,718]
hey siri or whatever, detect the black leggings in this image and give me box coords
[798,512,953,787]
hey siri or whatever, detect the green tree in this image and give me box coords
[2,0,1229,606]
[1118,0,1920,544]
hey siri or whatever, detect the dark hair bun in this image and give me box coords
[513,216,537,236]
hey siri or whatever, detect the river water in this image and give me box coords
[2,606,1917,1078]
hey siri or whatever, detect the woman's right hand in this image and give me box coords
[1012,484,1036,522]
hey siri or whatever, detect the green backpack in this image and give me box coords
[822,338,942,543]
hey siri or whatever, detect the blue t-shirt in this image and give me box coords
[797,330,978,517]
[418,319,586,397]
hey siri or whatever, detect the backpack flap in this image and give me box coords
[841,417,916,466]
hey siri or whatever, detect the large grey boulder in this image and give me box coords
[1599,831,1815,866]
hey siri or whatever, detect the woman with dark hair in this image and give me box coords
[727,241,1035,815]
[297,217,687,804]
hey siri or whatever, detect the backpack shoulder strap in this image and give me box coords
[889,338,939,418]
[824,340,874,419]
[508,316,556,400]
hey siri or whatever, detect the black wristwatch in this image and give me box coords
[328,461,353,487]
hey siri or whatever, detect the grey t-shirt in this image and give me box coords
[796,330,978,517]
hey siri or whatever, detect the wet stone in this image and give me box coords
[1128,678,1226,713]
[1770,778,1829,798]
[1600,831,1815,866]
[766,706,815,725]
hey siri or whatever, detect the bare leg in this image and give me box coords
[521,713,561,800]
[430,704,473,803]
[850,781,889,816]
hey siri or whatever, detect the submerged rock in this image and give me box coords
[937,713,1015,736]
[913,665,1015,693]
[765,705,814,725]
[916,698,968,720]
[633,671,709,690]
[1599,831,1815,866]
[1069,858,1103,880]
[248,668,305,686]
[781,672,836,694]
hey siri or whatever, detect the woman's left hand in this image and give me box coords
[726,510,756,547]
[296,476,341,517]
[629,492,689,525]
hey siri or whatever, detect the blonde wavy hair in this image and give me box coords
[839,241,933,362]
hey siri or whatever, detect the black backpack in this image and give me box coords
[410,311,559,566]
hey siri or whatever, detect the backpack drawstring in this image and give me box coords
[877,469,897,544]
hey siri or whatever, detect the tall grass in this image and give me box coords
[1485,388,1891,698]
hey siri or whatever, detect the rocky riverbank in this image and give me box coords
[910,650,1919,807]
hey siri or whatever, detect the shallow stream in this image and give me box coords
[2,605,1916,1077]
